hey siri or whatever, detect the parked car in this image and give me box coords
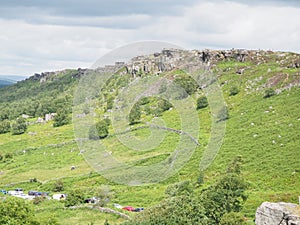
[122,206,135,211]
[133,207,144,212]
[0,190,7,195]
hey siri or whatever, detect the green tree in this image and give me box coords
[11,117,27,135]
[95,120,109,139]
[165,181,193,197]
[0,120,11,134]
[129,104,141,125]
[201,158,248,224]
[197,96,209,109]
[174,74,198,95]
[65,189,86,207]
[93,185,113,207]
[158,99,172,112]
[123,195,209,225]
[0,196,39,225]
[53,109,71,127]
[53,179,64,192]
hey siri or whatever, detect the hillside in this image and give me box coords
[0,49,299,224]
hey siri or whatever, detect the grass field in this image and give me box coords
[0,53,299,224]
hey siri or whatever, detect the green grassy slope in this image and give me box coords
[0,50,299,224]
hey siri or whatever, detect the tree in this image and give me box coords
[201,157,248,224]
[174,75,198,95]
[158,99,172,112]
[11,117,27,135]
[197,96,209,109]
[93,185,113,207]
[129,104,141,125]
[65,189,86,207]
[53,179,64,192]
[96,120,109,139]
[165,181,193,197]
[53,109,71,127]
[0,196,39,225]
[0,120,10,134]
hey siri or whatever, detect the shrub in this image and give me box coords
[165,181,193,197]
[88,120,109,140]
[129,104,141,125]
[0,120,10,134]
[197,96,209,109]
[229,86,240,96]
[264,88,276,98]
[174,74,198,95]
[158,99,172,112]
[53,179,64,192]
[0,196,39,225]
[139,97,150,105]
[11,117,27,135]
[96,120,109,139]
[5,152,13,159]
[53,109,71,127]
[33,196,46,205]
[65,189,86,207]
[93,185,113,207]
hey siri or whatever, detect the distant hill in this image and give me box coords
[0,75,27,88]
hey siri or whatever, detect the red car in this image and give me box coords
[122,206,135,211]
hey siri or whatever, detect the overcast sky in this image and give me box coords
[0,0,299,76]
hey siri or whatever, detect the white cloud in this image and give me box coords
[0,1,299,76]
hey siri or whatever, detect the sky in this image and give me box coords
[0,0,299,76]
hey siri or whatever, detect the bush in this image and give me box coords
[197,96,209,109]
[33,196,46,205]
[229,86,240,96]
[165,181,193,197]
[0,120,10,134]
[0,196,39,225]
[11,117,27,135]
[88,120,109,140]
[158,99,172,112]
[5,152,13,159]
[129,104,141,125]
[53,109,71,127]
[53,179,64,192]
[264,88,276,98]
[93,185,113,207]
[65,189,86,207]
[174,74,198,95]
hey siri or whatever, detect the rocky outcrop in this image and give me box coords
[255,202,300,225]
[25,48,300,83]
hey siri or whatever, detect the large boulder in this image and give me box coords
[255,202,300,225]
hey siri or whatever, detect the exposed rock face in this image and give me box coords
[255,202,300,225]
[25,48,300,83]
